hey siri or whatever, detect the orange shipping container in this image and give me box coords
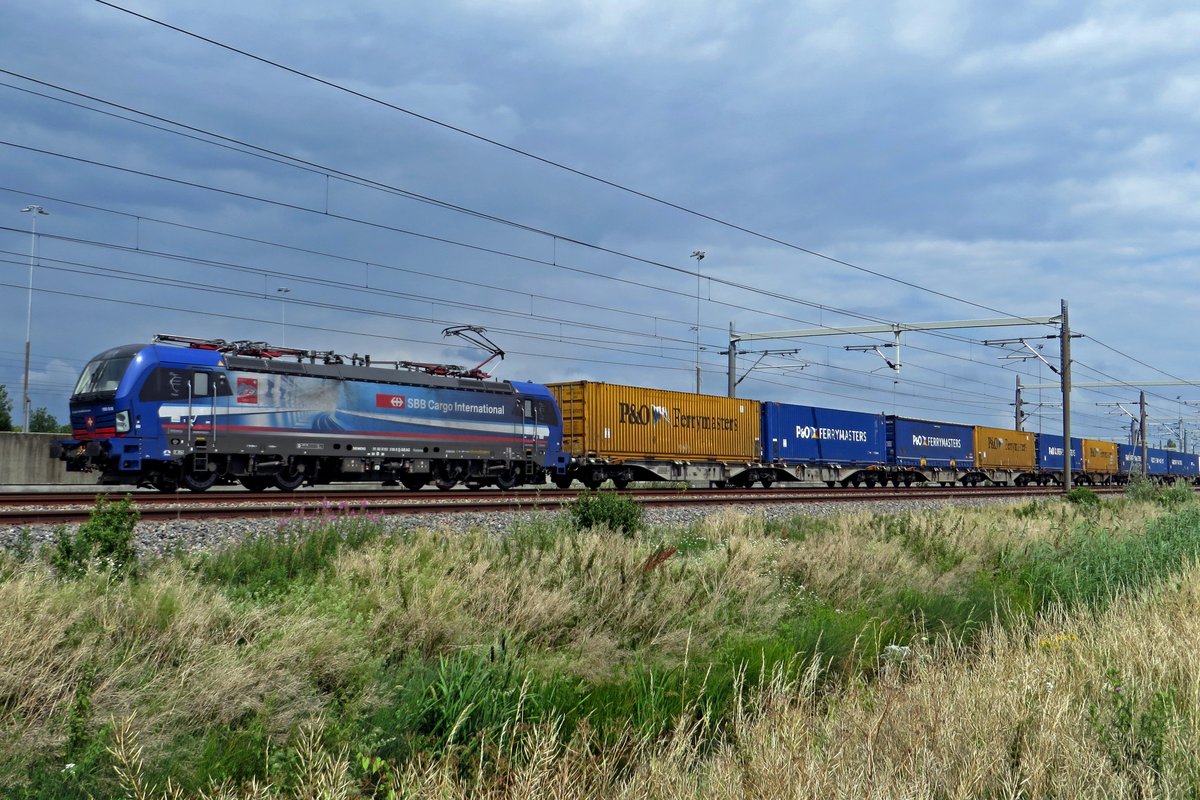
[548,381,760,462]
[1083,439,1118,474]
[974,426,1036,470]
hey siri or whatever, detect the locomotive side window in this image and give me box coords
[192,372,210,397]
[140,368,233,401]
[534,398,559,426]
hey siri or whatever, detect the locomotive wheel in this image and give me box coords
[180,468,218,493]
[435,478,456,491]
[552,475,573,489]
[274,468,305,492]
[494,471,519,490]
[401,476,427,491]
[239,477,272,492]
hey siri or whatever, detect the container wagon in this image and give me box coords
[1119,444,1175,483]
[1035,434,1083,485]
[972,425,1036,485]
[1171,452,1200,483]
[1082,439,1119,484]
[547,381,761,488]
[761,403,886,487]
[887,416,974,486]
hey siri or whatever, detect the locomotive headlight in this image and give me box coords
[114,410,131,434]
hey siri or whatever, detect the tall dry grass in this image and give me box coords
[357,561,1200,799]
[3,496,1191,797]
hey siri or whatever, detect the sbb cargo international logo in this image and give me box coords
[375,394,406,409]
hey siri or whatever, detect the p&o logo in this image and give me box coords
[796,426,817,439]
[619,402,671,426]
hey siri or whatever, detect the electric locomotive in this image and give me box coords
[51,334,564,492]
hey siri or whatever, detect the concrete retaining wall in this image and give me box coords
[0,432,95,485]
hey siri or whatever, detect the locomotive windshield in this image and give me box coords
[72,352,135,397]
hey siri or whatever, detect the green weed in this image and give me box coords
[568,490,644,536]
[50,495,139,581]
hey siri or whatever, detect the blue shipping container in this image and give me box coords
[887,417,974,469]
[762,403,886,465]
[1168,451,1199,477]
[1036,434,1083,472]
[1120,444,1171,476]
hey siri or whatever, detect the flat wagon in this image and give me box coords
[971,425,1036,485]
[761,403,886,487]
[547,381,761,488]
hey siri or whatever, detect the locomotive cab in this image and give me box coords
[52,343,228,491]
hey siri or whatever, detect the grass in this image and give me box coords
[3,490,1200,796]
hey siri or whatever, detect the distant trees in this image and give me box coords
[0,387,70,433]
[0,385,12,431]
[29,407,69,434]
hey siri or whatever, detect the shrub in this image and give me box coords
[1125,474,1158,503]
[567,490,644,536]
[1156,483,1196,507]
[50,495,139,580]
[1065,487,1101,509]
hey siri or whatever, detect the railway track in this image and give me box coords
[0,484,1130,526]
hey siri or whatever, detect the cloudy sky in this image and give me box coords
[2,0,1199,444]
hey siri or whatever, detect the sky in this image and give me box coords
[2,0,1200,445]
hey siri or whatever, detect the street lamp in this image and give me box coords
[690,250,705,393]
[276,287,291,346]
[20,204,48,433]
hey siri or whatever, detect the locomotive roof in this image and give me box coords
[221,353,519,394]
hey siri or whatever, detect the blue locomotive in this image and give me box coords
[52,335,563,492]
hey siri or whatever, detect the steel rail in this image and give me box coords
[0,484,1139,527]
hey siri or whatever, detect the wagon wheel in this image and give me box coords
[552,475,573,489]
[760,478,774,489]
[612,478,630,490]
[435,478,457,491]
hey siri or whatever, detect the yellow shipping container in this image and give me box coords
[548,381,760,462]
[974,425,1036,470]
[1083,439,1118,475]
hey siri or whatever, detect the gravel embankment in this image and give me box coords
[0,496,1026,559]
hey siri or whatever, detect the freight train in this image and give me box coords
[52,335,1196,492]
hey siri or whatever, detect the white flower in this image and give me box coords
[63,763,75,772]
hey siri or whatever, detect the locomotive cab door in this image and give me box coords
[521,398,538,462]
[187,370,218,468]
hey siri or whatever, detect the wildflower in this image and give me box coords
[63,763,75,772]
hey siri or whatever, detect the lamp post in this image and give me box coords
[277,287,291,346]
[690,250,705,393]
[19,205,48,433]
